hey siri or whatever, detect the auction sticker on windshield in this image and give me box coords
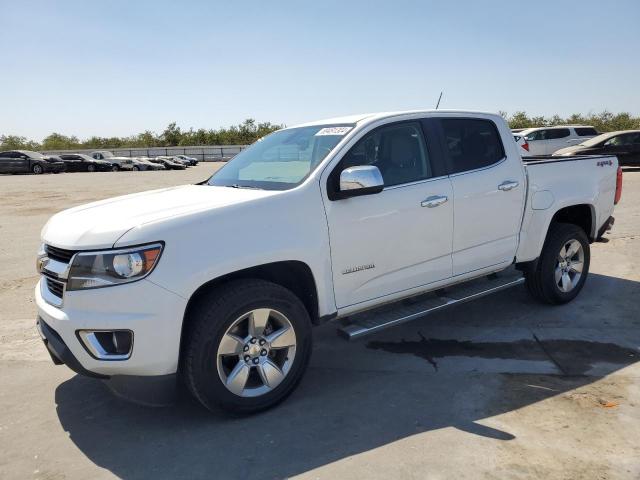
[315,126,352,136]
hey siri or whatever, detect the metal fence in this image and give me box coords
[41,145,249,162]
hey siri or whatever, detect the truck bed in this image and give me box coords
[522,154,614,164]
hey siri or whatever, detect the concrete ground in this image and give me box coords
[1,165,639,480]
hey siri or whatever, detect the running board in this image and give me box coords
[337,268,525,340]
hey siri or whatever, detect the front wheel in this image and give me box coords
[525,223,590,304]
[183,280,312,414]
[87,164,96,172]
[32,163,44,174]
[112,165,120,172]
[132,165,140,171]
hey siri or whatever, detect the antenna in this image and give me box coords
[435,91,443,109]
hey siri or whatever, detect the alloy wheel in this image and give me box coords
[555,239,584,292]
[216,308,297,397]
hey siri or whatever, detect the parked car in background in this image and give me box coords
[90,151,135,171]
[554,130,640,166]
[133,157,166,170]
[150,157,186,170]
[157,155,192,167]
[515,126,599,156]
[129,158,164,171]
[0,150,65,174]
[174,154,199,166]
[59,154,116,172]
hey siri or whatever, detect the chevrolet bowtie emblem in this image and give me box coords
[36,256,49,274]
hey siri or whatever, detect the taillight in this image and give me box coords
[522,141,529,152]
[614,166,623,205]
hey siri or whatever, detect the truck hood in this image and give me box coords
[41,184,277,249]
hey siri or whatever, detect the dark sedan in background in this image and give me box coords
[0,150,66,174]
[149,157,186,170]
[554,130,640,166]
[58,154,116,172]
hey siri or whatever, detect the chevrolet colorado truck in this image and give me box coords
[35,110,622,413]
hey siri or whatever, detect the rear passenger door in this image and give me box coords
[437,117,526,275]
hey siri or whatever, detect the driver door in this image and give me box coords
[323,120,453,309]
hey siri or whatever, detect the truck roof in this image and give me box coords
[293,110,503,128]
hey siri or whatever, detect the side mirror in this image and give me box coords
[337,165,384,199]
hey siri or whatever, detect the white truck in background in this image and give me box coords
[36,110,621,413]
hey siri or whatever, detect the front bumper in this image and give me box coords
[37,317,108,378]
[35,277,187,377]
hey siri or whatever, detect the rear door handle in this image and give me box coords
[498,181,519,191]
[421,195,448,208]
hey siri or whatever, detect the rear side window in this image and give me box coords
[546,128,570,139]
[440,119,505,174]
[575,127,597,136]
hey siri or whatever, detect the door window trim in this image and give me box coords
[327,119,443,200]
[435,117,507,176]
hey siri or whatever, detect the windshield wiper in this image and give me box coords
[226,184,262,190]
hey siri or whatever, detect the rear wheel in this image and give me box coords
[32,163,44,175]
[183,280,312,414]
[525,223,590,304]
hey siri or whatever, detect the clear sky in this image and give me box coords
[2,0,639,140]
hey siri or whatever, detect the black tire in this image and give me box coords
[183,279,312,414]
[132,165,140,171]
[525,222,590,305]
[87,164,96,172]
[32,163,44,175]
[112,165,120,172]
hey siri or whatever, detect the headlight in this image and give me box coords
[66,243,163,291]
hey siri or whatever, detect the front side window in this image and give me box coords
[525,130,544,141]
[441,119,505,174]
[340,122,430,187]
[208,125,352,190]
[605,134,634,147]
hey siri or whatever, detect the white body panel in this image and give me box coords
[325,176,454,308]
[37,110,619,378]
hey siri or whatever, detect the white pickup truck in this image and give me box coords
[36,110,622,413]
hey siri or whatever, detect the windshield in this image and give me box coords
[207,124,353,190]
[578,133,613,147]
[22,150,45,159]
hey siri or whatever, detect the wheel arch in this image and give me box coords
[179,260,320,365]
[549,203,596,241]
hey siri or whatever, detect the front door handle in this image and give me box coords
[498,180,519,191]
[421,195,448,208]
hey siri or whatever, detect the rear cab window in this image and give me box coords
[574,127,598,136]
[439,118,505,174]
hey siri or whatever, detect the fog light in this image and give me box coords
[77,330,133,360]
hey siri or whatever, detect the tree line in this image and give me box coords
[0,119,283,151]
[2,112,639,151]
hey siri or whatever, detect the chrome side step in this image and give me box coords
[337,268,525,340]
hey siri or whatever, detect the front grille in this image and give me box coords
[45,244,77,263]
[46,277,65,299]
